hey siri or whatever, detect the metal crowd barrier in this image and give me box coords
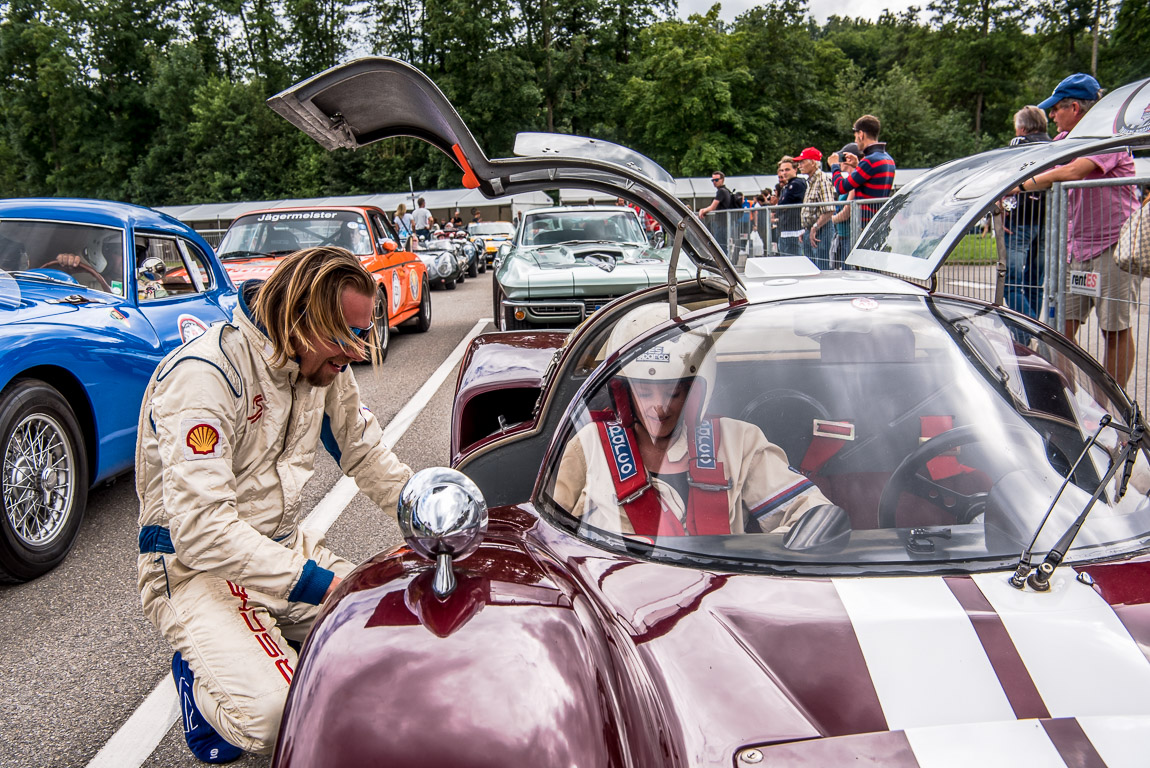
[702,198,888,269]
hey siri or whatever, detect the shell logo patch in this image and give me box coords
[409,268,419,300]
[181,418,224,460]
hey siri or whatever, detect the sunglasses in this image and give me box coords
[333,320,375,348]
[711,177,722,183]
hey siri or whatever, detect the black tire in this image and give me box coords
[468,255,479,278]
[478,257,486,275]
[445,278,457,290]
[0,380,88,583]
[372,290,391,364]
[492,278,504,328]
[412,277,432,333]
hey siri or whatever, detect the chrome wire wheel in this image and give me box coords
[4,412,76,547]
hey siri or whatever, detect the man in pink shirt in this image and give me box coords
[1014,73,1141,384]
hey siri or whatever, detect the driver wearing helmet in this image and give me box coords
[553,303,838,538]
[53,231,126,295]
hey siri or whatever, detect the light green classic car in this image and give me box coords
[491,205,694,330]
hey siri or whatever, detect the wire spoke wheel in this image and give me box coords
[4,413,75,546]
[0,380,88,582]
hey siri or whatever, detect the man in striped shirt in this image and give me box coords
[829,114,896,226]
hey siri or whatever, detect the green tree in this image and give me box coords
[621,8,755,176]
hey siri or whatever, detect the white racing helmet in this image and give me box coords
[607,303,715,384]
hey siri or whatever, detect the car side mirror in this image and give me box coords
[397,468,488,598]
[380,238,398,253]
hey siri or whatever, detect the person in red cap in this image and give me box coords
[796,147,835,269]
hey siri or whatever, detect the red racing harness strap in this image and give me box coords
[590,379,731,537]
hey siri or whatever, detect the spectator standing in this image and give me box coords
[795,147,835,269]
[450,209,464,228]
[1014,73,1141,383]
[1002,106,1053,320]
[393,204,413,239]
[698,171,736,255]
[829,142,859,267]
[829,114,896,227]
[775,157,807,256]
[411,197,433,241]
[471,208,483,224]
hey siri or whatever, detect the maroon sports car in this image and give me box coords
[268,59,1150,767]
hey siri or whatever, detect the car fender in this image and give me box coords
[451,330,567,462]
[274,514,664,768]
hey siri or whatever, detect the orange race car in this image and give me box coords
[216,206,431,361]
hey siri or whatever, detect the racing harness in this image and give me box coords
[591,379,732,537]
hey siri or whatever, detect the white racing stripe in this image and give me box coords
[88,318,490,768]
[972,572,1150,718]
[833,577,1014,730]
[1077,715,1150,768]
[905,719,1067,768]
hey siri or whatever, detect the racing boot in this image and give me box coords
[171,652,244,764]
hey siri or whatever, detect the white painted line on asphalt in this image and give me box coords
[87,318,491,768]
[86,673,182,768]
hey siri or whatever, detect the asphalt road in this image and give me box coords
[0,271,496,768]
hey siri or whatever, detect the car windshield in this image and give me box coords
[217,210,374,257]
[522,210,646,247]
[470,222,514,236]
[537,296,1150,574]
[0,219,126,297]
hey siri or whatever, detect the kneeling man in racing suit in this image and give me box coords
[554,303,838,537]
[136,247,413,762]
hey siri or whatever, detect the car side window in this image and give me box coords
[371,213,396,249]
[136,236,213,301]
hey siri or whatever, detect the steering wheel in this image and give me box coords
[877,424,1038,528]
[39,258,113,293]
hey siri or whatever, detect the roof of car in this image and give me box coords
[232,205,384,217]
[0,197,199,236]
[525,206,641,216]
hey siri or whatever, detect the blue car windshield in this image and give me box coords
[537,296,1150,574]
[0,219,126,297]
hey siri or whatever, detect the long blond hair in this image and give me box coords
[252,247,377,368]
[395,203,407,218]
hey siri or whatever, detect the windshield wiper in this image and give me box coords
[1009,406,1146,591]
[218,250,268,261]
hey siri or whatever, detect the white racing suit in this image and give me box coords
[136,285,412,754]
[553,416,832,536]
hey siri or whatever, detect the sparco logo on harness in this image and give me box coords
[606,424,637,480]
[695,421,716,469]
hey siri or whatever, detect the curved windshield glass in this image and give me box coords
[218,210,374,257]
[0,219,126,297]
[522,210,646,247]
[470,222,515,236]
[537,296,1150,573]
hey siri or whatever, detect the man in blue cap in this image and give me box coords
[1009,73,1140,384]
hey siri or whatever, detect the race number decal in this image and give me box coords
[178,314,209,343]
[391,272,402,312]
[1069,270,1101,298]
[181,418,225,460]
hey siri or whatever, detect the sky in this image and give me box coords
[676,0,925,24]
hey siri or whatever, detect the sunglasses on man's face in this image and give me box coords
[334,321,375,348]
[711,177,722,183]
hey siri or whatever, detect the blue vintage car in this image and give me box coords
[0,198,237,582]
